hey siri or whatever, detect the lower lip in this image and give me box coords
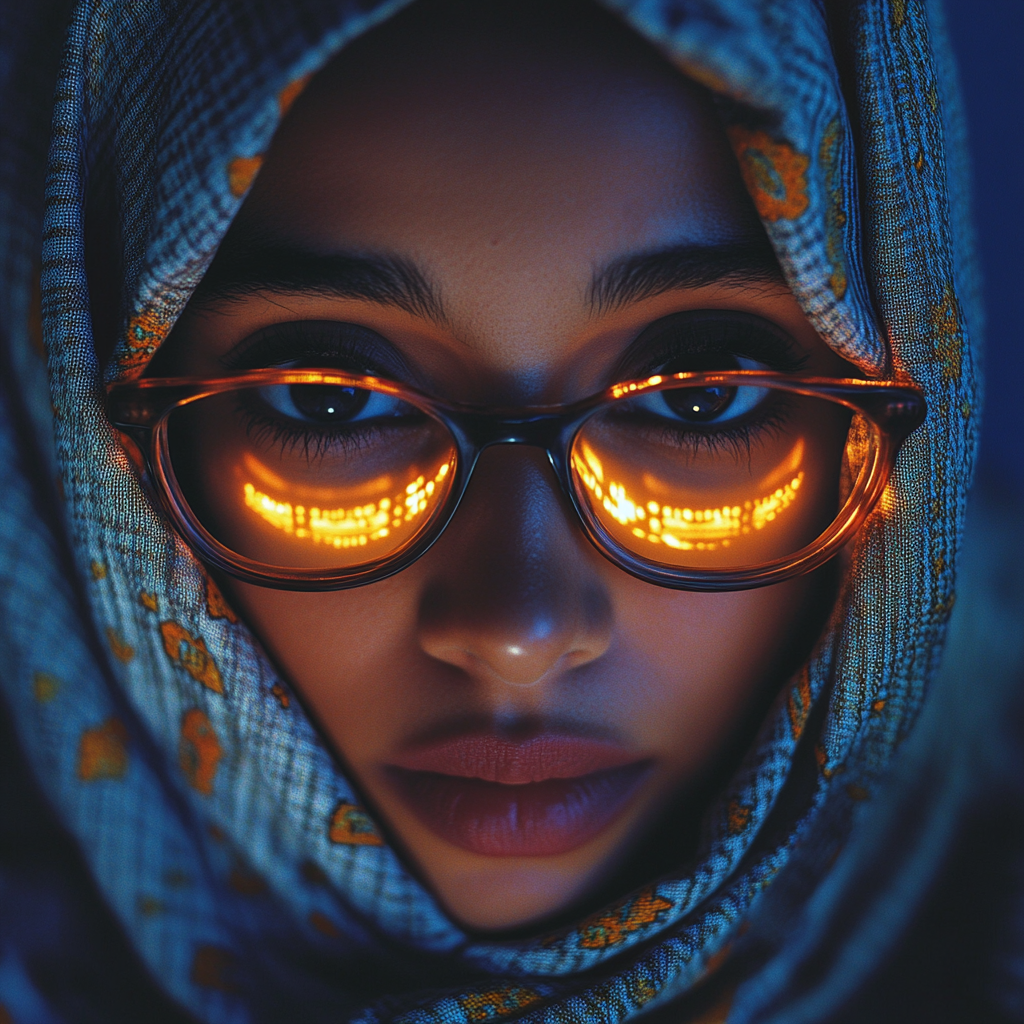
[386,762,652,857]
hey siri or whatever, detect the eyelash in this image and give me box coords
[221,321,406,378]
[622,316,809,380]
[222,314,804,460]
[623,395,795,462]
[234,393,423,465]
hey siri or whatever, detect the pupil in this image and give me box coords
[661,350,740,422]
[664,384,736,422]
[290,383,370,422]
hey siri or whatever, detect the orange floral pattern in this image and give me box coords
[577,889,673,949]
[179,708,222,795]
[78,717,129,781]
[819,117,848,299]
[727,800,752,835]
[787,666,812,739]
[278,73,311,117]
[459,986,542,1021]
[727,126,810,222]
[205,576,238,622]
[328,801,384,845]
[160,621,224,693]
[227,155,263,197]
[122,306,172,373]
[106,627,135,664]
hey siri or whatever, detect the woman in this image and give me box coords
[0,0,977,1021]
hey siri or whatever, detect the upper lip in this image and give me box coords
[387,731,643,785]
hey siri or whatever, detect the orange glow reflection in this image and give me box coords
[242,460,452,549]
[572,441,805,553]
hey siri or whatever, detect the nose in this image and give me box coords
[417,447,612,687]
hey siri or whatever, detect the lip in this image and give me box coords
[386,733,653,857]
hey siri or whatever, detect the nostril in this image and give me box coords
[414,446,613,687]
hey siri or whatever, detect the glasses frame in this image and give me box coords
[106,369,926,592]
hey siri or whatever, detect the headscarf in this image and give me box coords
[0,0,979,1021]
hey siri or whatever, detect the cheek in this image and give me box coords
[604,574,818,778]
[227,577,430,762]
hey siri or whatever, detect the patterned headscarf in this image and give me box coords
[0,0,979,1020]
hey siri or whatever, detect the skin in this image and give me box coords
[163,0,849,931]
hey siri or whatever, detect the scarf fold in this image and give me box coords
[0,0,979,1021]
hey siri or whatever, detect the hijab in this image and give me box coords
[0,0,980,1020]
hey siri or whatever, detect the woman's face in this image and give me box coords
[166,2,848,931]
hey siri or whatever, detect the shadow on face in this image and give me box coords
[160,0,850,932]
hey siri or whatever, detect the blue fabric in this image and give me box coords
[0,0,981,1021]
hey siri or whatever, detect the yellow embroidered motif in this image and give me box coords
[179,708,222,795]
[625,975,659,1008]
[819,117,848,299]
[931,283,964,381]
[78,717,129,781]
[459,986,542,1021]
[90,559,107,580]
[160,621,224,693]
[270,684,290,708]
[577,889,673,949]
[727,126,810,222]
[139,591,159,612]
[328,801,384,846]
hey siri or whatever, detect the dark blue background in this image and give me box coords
[945,0,1024,497]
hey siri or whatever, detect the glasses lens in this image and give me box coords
[166,380,457,571]
[571,381,859,571]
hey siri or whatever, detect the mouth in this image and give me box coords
[385,733,653,857]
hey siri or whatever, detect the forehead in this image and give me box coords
[237,1,763,318]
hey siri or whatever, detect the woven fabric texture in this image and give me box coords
[0,0,978,1021]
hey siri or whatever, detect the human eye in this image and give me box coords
[633,354,768,427]
[611,311,806,449]
[256,378,409,428]
[222,322,426,460]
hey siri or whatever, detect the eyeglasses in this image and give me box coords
[106,367,925,592]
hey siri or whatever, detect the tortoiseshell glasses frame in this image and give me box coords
[106,369,926,592]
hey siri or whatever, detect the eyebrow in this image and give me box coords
[192,230,783,325]
[588,237,784,314]
[191,232,448,326]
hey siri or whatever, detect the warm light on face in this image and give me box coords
[609,374,664,400]
[572,441,806,554]
[242,460,453,550]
